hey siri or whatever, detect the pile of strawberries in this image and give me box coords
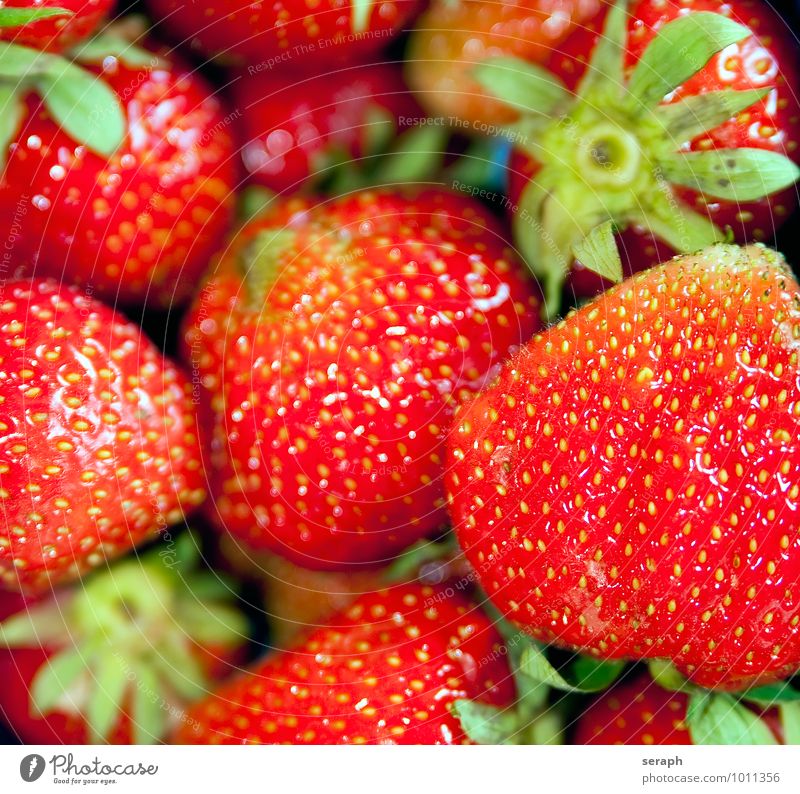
[0,0,799,746]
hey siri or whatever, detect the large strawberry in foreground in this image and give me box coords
[174,584,515,744]
[146,0,422,69]
[185,189,541,569]
[447,243,800,691]
[0,35,235,307]
[0,280,205,594]
[477,0,800,310]
[0,537,247,744]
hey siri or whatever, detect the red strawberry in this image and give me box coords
[145,0,423,69]
[234,63,424,195]
[0,536,248,744]
[0,279,205,594]
[447,244,800,691]
[0,37,235,307]
[174,583,515,744]
[184,188,542,569]
[477,0,800,311]
[575,674,785,745]
[0,0,112,52]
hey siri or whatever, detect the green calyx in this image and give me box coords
[0,532,248,744]
[452,613,626,744]
[240,228,298,310]
[649,660,800,745]
[475,0,800,318]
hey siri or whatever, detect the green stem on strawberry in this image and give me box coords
[474,0,800,318]
[0,532,248,744]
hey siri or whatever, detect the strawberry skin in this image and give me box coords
[0,0,112,52]
[234,63,421,194]
[574,674,783,745]
[175,583,514,744]
[0,280,205,594]
[184,189,541,569]
[146,0,422,68]
[447,244,800,690]
[0,44,235,307]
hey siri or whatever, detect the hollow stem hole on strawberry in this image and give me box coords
[575,122,642,188]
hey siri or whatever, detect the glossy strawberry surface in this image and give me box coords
[184,189,541,569]
[0,280,205,593]
[0,45,236,307]
[447,244,800,690]
[175,583,514,744]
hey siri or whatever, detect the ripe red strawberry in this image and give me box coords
[0,279,205,594]
[234,63,424,195]
[478,0,800,310]
[0,537,248,744]
[174,583,515,744]
[184,188,542,569]
[0,0,112,52]
[447,244,800,691]
[146,0,422,69]
[0,38,235,307]
[575,674,785,745]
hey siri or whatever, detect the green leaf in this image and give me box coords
[572,221,624,283]
[474,57,568,117]
[36,57,125,156]
[375,123,448,185]
[351,0,373,33]
[31,647,87,714]
[70,35,161,69]
[518,642,623,693]
[743,682,800,706]
[648,659,695,693]
[384,537,458,583]
[576,0,629,100]
[625,198,725,254]
[780,702,800,745]
[451,700,522,745]
[0,41,54,78]
[655,88,771,145]
[626,13,752,113]
[131,663,167,744]
[0,599,68,647]
[86,652,129,743]
[362,105,396,158]
[687,692,779,745]
[570,655,627,691]
[658,148,800,202]
[0,84,24,172]
[0,7,73,26]
[177,601,248,648]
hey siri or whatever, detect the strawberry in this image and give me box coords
[145,0,423,69]
[406,0,600,128]
[233,63,428,196]
[0,0,112,52]
[475,0,800,312]
[575,674,787,745]
[0,535,248,744]
[0,35,235,307]
[184,188,542,569]
[0,279,205,594]
[447,244,800,691]
[174,583,516,744]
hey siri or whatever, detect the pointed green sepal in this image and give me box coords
[351,0,373,33]
[451,700,522,745]
[655,87,771,146]
[31,647,88,714]
[86,652,129,743]
[70,35,162,69]
[780,702,800,745]
[384,536,459,584]
[658,147,800,202]
[518,641,625,693]
[372,123,448,186]
[131,663,167,745]
[572,221,624,284]
[626,13,751,114]
[474,57,568,117]
[576,0,630,101]
[0,7,73,26]
[687,691,779,745]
